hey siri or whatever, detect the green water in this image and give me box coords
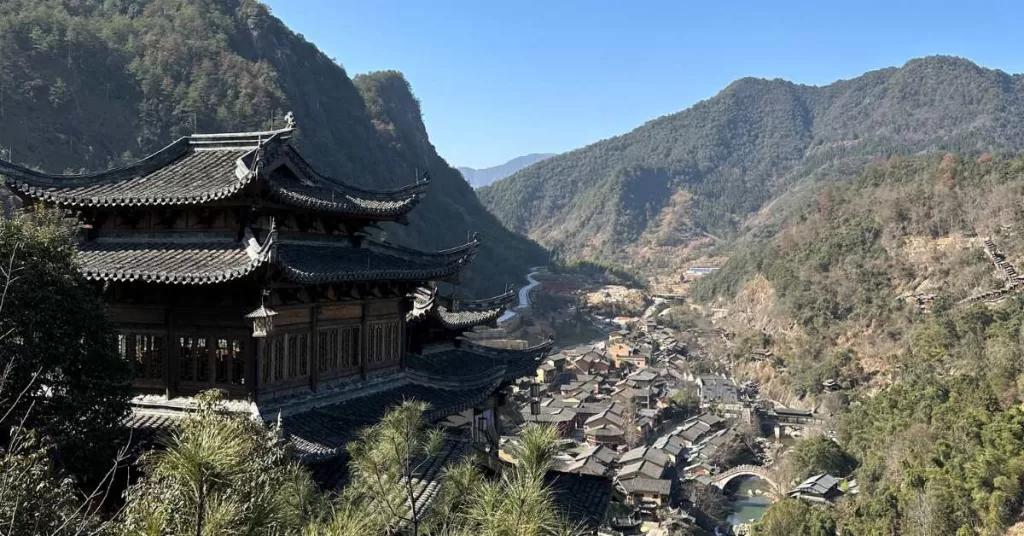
[726,476,774,526]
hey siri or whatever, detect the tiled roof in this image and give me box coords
[587,424,624,437]
[791,473,840,496]
[545,471,613,529]
[78,236,267,284]
[618,460,666,480]
[619,447,671,468]
[679,424,710,443]
[617,477,671,495]
[124,411,180,450]
[282,381,497,462]
[455,338,555,381]
[653,435,686,457]
[277,239,475,284]
[586,409,624,428]
[434,306,504,330]
[281,342,550,462]
[451,289,517,312]
[3,128,428,218]
[627,370,658,382]
[406,349,507,388]
[267,180,424,218]
[407,341,551,388]
[407,286,514,330]
[521,407,577,424]
[275,144,428,218]
[74,231,477,286]
[559,457,609,477]
[773,407,813,417]
[587,445,618,466]
[3,139,251,207]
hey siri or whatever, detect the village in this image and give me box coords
[487,267,855,535]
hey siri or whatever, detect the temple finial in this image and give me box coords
[284,111,296,130]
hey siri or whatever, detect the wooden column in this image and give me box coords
[309,304,320,392]
[399,315,407,370]
[247,336,260,403]
[165,309,178,399]
[359,300,369,380]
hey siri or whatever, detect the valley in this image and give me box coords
[506,265,845,534]
[2,2,1024,535]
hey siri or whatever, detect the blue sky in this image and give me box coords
[264,0,1024,169]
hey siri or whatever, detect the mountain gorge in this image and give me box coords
[457,153,555,188]
[0,0,545,296]
[478,56,1024,274]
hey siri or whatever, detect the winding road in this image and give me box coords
[498,266,545,324]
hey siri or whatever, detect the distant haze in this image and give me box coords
[458,153,555,188]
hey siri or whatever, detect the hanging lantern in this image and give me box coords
[245,305,278,338]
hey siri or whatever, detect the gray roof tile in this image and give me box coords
[3,129,427,218]
[74,233,478,285]
[545,471,613,528]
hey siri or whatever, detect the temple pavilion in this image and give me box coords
[1,119,550,487]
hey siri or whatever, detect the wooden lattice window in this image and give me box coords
[287,336,299,378]
[260,333,309,386]
[318,328,338,372]
[260,340,273,384]
[120,333,164,380]
[318,325,359,372]
[215,338,244,385]
[282,333,310,379]
[179,337,207,382]
[339,326,359,368]
[295,333,310,377]
[272,336,285,382]
[366,320,400,364]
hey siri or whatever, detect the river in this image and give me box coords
[725,476,773,526]
[497,266,545,324]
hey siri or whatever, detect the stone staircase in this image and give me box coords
[958,238,1024,307]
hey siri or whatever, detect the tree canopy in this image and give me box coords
[0,208,131,482]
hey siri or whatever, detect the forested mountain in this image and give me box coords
[692,153,1024,535]
[478,56,1024,272]
[457,153,555,188]
[0,0,546,296]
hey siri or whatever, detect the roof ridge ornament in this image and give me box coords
[284,111,296,131]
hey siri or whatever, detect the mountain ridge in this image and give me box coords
[478,55,1024,274]
[457,153,555,188]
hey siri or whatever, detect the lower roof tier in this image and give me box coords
[77,230,478,285]
[127,338,553,462]
[406,285,516,330]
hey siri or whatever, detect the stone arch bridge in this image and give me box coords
[709,464,781,494]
